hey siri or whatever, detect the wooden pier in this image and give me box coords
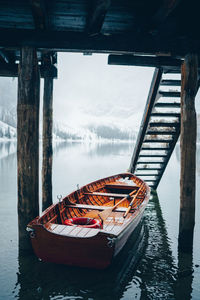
[0,0,199,252]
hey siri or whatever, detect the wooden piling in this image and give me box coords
[17,46,40,250]
[179,54,198,252]
[42,53,54,211]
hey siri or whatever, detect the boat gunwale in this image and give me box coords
[28,172,150,239]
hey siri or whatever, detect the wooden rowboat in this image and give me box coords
[27,172,150,269]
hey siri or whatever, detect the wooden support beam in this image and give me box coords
[86,0,111,35]
[0,61,57,78]
[17,46,40,250]
[108,55,182,68]
[30,0,49,30]
[42,53,53,211]
[1,29,200,56]
[179,54,198,252]
[0,49,9,63]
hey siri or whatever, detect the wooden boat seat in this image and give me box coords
[65,203,129,213]
[45,223,100,238]
[105,183,138,191]
[84,192,128,198]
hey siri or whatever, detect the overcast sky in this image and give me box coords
[1,52,200,131]
[53,53,154,130]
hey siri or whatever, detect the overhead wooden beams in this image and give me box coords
[108,55,182,68]
[86,0,111,36]
[30,0,49,30]
[151,0,181,28]
[1,29,200,56]
[179,54,198,252]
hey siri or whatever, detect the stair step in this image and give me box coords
[147,131,176,135]
[151,112,180,117]
[141,147,170,150]
[149,122,180,127]
[163,69,181,74]
[154,102,180,108]
[159,91,181,97]
[144,179,157,182]
[139,154,167,157]
[135,174,159,177]
[134,173,159,176]
[137,161,165,164]
[143,139,172,143]
[160,79,181,86]
[136,167,163,170]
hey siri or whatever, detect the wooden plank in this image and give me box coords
[143,139,172,143]
[17,46,40,251]
[66,204,128,213]
[149,122,180,127]
[154,103,180,108]
[0,29,200,55]
[146,131,176,135]
[105,183,137,190]
[137,161,165,164]
[151,112,180,117]
[136,167,163,171]
[159,91,181,97]
[152,0,181,27]
[160,79,181,86]
[53,224,72,235]
[141,147,170,150]
[76,227,92,238]
[84,192,128,198]
[66,226,85,237]
[179,54,198,251]
[86,0,111,35]
[108,55,182,68]
[139,154,167,157]
[42,53,53,211]
[0,61,57,78]
[30,0,49,30]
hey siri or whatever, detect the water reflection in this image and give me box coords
[138,192,177,299]
[0,141,198,299]
[53,141,134,158]
[0,141,16,160]
[174,251,194,300]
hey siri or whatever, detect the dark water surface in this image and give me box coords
[0,141,199,300]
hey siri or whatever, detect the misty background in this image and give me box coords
[0,53,199,141]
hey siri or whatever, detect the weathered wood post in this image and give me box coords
[17,46,40,250]
[42,53,54,211]
[179,54,198,252]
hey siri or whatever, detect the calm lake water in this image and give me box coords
[0,141,200,300]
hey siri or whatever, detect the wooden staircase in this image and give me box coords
[129,67,182,189]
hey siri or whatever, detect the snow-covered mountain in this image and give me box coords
[0,107,200,142]
[0,115,137,141]
[0,120,16,140]
[53,121,136,141]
